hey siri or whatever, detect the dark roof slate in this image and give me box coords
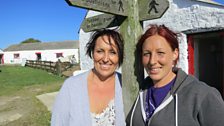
[4,41,79,51]
[183,27,224,34]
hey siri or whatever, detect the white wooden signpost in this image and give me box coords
[66,0,128,16]
[81,14,126,32]
[138,0,169,21]
[65,0,169,115]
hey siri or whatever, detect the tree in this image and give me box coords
[21,38,41,44]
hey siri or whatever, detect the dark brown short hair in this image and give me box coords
[86,29,124,66]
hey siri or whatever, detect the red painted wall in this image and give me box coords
[188,35,194,75]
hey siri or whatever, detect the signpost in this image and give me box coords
[81,14,126,32]
[138,0,169,21]
[65,0,169,115]
[66,0,128,16]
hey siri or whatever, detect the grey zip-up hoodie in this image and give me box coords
[126,68,224,126]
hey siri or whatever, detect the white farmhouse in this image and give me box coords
[79,0,224,96]
[3,41,79,64]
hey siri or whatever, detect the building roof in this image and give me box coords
[183,27,224,34]
[4,41,79,51]
[0,49,3,53]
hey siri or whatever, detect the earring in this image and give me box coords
[172,60,175,67]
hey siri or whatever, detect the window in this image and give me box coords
[56,53,63,58]
[14,53,20,59]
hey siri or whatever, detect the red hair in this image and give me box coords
[136,24,179,65]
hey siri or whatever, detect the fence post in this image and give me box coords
[56,59,62,76]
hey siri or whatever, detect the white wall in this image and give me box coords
[3,49,79,64]
[144,0,224,32]
[79,0,224,73]
[79,29,93,70]
[79,11,103,70]
[143,0,224,73]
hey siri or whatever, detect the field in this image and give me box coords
[0,65,66,126]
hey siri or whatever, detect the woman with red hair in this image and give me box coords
[126,24,224,126]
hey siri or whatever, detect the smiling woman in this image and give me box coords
[126,24,224,126]
[51,29,125,126]
[92,35,119,81]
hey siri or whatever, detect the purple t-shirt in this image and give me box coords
[145,77,176,122]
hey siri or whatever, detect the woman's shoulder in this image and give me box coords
[68,70,89,80]
[187,76,214,91]
[115,71,121,78]
[190,80,224,109]
[62,70,89,87]
[182,76,222,99]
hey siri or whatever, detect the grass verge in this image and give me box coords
[0,65,66,126]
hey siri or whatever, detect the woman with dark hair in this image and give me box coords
[126,24,224,126]
[51,29,125,126]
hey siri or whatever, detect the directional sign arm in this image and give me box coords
[138,0,169,21]
[81,14,126,32]
[66,0,128,16]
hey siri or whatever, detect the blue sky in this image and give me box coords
[0,0,87,49]
[213,0,224,4]
[1,0,223,50]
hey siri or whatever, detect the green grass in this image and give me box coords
[0,65,65,96]
[0,65,67,126]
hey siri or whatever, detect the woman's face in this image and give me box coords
[142,34,178,86]
[93,35,119,80]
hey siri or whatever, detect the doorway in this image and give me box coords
[36,53,41,61]
[188,31,224,97]
[0,54,3,64]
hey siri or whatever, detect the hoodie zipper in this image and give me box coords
[130,92,178,126]
[147,94,174,125]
